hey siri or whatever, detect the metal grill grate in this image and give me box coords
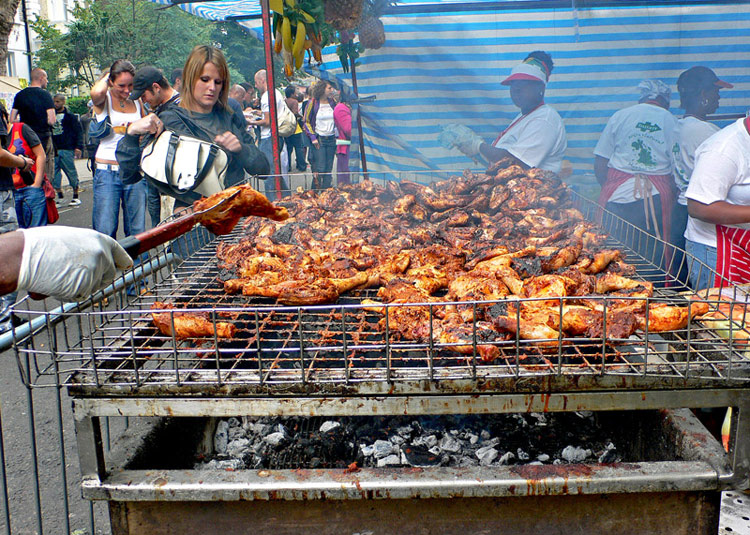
[11,183,750,394]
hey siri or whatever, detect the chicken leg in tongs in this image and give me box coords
[118,184,290,259]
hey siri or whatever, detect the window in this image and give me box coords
[6,52,16,78]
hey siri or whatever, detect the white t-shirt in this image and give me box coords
[594,103,677,203]
[95,92,142,161]
[260,89,286,140]
[315,102,335,137]
[685,118,750,247]
[493,104,567,173]
[672,116,720,205]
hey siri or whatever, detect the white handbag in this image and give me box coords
[140,130,229,202]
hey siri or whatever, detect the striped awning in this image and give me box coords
[151,1,750,181]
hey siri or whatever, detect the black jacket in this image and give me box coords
[117,93,183,185]
[52,107,83,152]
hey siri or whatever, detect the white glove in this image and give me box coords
[439,124,483,156]
[16,226,134,302]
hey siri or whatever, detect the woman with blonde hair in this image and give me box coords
[157,45,268,199]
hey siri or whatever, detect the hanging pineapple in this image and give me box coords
[357,0,390,50]
[324,0,364,31]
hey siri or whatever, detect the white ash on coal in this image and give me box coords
[195,412,624,471]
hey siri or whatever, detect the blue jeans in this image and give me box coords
[92,167,146,239]
[259,137,289,200]
[147,181,161,228]
[53,149,79,191]
[0,190,18,331]
[285,132,307,171]
[14,186,47,228]
[685,239,717,291]
[312,135,336,189]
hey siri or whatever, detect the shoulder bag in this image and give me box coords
[276,92,297,138]
[88,95,112,140]
[140,117,229,202]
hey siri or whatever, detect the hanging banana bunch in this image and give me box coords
[272,0,328,77]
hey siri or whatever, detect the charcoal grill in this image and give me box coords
[9,176,750,534]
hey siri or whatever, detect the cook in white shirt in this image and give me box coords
[444,51,567,174]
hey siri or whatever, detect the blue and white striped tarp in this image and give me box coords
[150,1,750,180]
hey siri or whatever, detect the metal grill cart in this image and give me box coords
[11,176,750,534]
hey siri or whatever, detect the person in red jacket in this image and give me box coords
[333,95,352,185]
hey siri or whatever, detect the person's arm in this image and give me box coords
[687,199,750,226]
[6,226,133,301]
[46,108,55,126]
[478,144,527,168]
[594,155,610,186]
[90,72,110,112]
[254,110,270,127]
[30,143,45,187]
[218,121,270,177]
[303,101,318,145]
[0,147,33,171]
[9,109,18,123]
[71,113,84,157]
[0,232,24,296]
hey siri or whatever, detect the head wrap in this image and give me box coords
[638,79,671,105]
[502,56,550,87]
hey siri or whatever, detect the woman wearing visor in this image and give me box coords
[443,51,567,174]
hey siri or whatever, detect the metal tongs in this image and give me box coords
[118,189,241,259]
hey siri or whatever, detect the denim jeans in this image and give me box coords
[259,137,289,200]
[14,186,47,228]
[336,149,350,185]
[685,239,718,291]
[285,132,307,171]
[147,181,161,228]
[53,149,79,191]
[312,135,336,189]
[92,166,146,239]
[0,190,18,331]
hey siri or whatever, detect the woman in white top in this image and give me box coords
[89,59,146,240]
[303,80,338,189]
[446,51,567,174]
[672,66,733,286]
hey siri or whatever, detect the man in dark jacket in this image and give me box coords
[51,94,83,205]
[116,66,180,226]
[11,68,55,184]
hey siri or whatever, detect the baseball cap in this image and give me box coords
[129,66,166,100]
[502,56,551,86]
[677,66,733,92]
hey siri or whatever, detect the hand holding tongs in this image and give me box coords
[118,189,241,259]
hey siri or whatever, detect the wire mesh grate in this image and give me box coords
[10,179,750,393]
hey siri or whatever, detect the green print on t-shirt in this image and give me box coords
[636,121,662,133]
[631,139,657,167]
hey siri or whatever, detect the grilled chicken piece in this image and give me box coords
[447,273,509,301]
[435,321,502,362]
[493,314,561,347]
[151,302,236,339]
[595,273,652,295]
[560,306,638,339]
[583,249,621,274]
[637,302,710,332]
[193,184,289,235]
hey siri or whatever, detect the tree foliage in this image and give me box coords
[31,0,271,92]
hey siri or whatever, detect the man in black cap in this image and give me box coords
[115,66,180,227]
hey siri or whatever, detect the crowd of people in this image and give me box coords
[0,43,745,315]
[0,45,357,316]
